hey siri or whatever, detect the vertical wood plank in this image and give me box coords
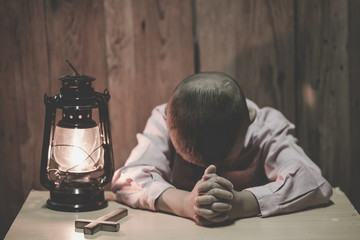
[196,0,295,122]
[104,0,195,167]
[295,0,350,191]
[44,0,108,93]
[348,0,360,211]
[0,0,49,238]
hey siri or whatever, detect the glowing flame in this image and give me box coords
[52,126,103,173]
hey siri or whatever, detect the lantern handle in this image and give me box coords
[40,94,57,189]
[66,59,79,75]
[95,90,114,186]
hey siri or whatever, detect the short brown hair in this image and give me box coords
[166,72,249,166]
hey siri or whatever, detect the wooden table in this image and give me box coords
[5,188,360,240]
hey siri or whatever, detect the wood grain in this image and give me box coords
[295,0,350,191]
[1,1,360,238]
[0,0,49,238]
[104,0,195,167]
[348,0,360,212]
[195,0,295,122]
[43,0,108,93]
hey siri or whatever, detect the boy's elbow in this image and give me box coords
[318,181,333,204]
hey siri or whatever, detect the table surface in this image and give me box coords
[5,188,360,240]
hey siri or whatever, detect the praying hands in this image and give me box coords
[193,165,260,226]
[193,165,233,225]
[155,165,260,226]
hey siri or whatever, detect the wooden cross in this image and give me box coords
[75,208,128,235]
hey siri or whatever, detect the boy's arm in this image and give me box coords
[111,104,175,210]
[227,190,260,219]
[245,108,332,217]
[245,138,333,217]
[156,188,195,219]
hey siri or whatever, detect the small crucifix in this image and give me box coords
[75,208,128,235]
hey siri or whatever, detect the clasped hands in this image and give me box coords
[156,164,259,225]
[190,165,236,226]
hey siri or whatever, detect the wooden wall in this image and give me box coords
[1,0,359,238]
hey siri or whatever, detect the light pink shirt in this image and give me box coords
[111,100,332,217]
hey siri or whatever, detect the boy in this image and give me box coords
[111,72,332,226]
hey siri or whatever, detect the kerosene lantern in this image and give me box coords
[40,60,114,212]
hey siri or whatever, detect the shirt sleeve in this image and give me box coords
[111,104,174,211]
[245,107,333,217]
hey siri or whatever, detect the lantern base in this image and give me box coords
[47,187,108,212]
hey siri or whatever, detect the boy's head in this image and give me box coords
[166,72,251,167]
